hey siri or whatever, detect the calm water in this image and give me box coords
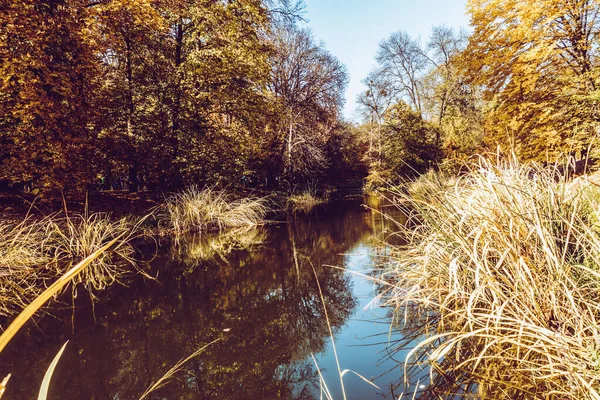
[0,198,420,399]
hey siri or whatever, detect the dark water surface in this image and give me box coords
[0,198,414,399]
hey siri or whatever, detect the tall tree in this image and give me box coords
[268,26,348,185]
[464,0,600,161]
[0,0,101,195]
[375,31,428,114]
[94,0,273,190]
[357,74,394,168]
[366,26,482,174]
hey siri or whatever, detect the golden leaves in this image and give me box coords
[464,0,600,161]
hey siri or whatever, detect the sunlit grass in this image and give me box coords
[0,241,119,398]
[288,189,326,213]
[0,210,145,315]
[0,217,50,270]
[158,186,269,235]
[0,217,52,315]
[379,156,600,399]
[43,212,143,292]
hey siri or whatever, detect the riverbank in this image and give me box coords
[379,159,600,399]
[0,184,365,219]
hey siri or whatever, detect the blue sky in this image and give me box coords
[302,0,470,121]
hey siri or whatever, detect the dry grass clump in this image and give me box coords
[0,211,143,315]
[406,168,457,202]
[159,186,268,235]
[0,218,49,270]
[0,218,50,315]
[288,190,326,213]
[43,212,142,292]
[379,157,600,399]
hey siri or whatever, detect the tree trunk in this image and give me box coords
[171,22,184,161]
[286,121,294,188]
[125,37,134,138]
[128,164,139,192]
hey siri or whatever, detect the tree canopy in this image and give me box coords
[0,0,354,197]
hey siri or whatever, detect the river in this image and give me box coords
[0,197,422,399]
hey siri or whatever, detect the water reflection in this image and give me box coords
[0,200,402,400]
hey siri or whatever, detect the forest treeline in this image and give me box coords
[359,0,600,186]
[0,0,360,196]
[2,0,600,197]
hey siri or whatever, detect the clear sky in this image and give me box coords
[302,0,470,122]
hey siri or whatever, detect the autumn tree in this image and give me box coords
[1,0,361,195]
[0,0,101,195]
[463,0,600,161]
[362,26,482,178]
[90,0,274,190]
[423,26,484,164]
[268,26,348,186]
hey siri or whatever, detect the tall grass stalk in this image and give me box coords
[0,374,9,399]
[310,262,379,399]
[0,241,118,397]
[139,339,220,400]
[38,341,68,400]
[159,187,268,235]
[380,156,600,398]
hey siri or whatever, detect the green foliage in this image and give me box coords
[381,102,441,177]
[326,123,368,182]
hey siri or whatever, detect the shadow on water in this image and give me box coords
[0,198,415,400]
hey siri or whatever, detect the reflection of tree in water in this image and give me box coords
[0,202,373,400]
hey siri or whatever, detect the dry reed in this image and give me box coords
[43,212,142,291]
[0,210,143,315]
[158,186,268,235]
[288,188,326,213]
[379,156,600,399]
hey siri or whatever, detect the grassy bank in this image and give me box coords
[380,157,600,398]
[0,186,271,315]
[0,187,273,397]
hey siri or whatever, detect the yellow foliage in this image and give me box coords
[464,0,600,161]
